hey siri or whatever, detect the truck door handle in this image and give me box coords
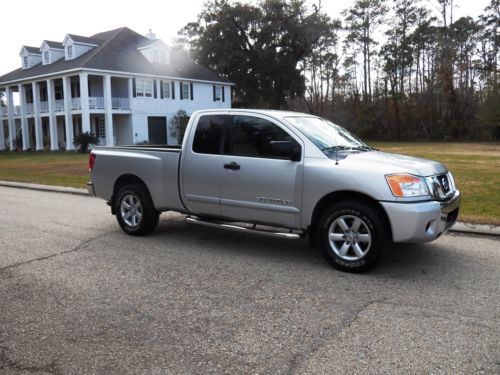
[224,162,240,170]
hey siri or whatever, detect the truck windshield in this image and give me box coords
[284,116,371,154]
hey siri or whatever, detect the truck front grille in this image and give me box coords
[426,172,455,200]
[437,174,451,194]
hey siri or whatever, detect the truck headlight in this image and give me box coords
[385,174,430,197]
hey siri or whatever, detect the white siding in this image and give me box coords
[114,115,133,145]
[131,114,149,144]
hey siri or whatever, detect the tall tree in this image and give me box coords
[178,0,332,108]
[343,0,388,102]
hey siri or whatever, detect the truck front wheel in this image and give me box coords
[318,200,385,273]
[114,184,159,236]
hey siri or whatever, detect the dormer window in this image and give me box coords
[20,46,42,69]
[137,39,169,64]
[159,50,166,64]
[152,49,166,64]
[44,51,50,64]
[62,34,98,60]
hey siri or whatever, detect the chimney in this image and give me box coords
[146,28,156,40]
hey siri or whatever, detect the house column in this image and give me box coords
[46,79,59,150]
[0,87,5,150]
[18,84,29,150]
[103,75,114,146]
[62,76,74,150]
[79,73,90,133]
[0,115,4,151]
[156,80,161,100]
[128,78,133,107]
[32,82,43,150]
[6,87,16,150]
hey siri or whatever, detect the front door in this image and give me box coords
[147,116,167,145]
[219,114,303,228]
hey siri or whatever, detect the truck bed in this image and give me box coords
[90,145,185,212]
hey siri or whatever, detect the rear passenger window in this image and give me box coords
[225,115,296,158]
[192,115,225,154]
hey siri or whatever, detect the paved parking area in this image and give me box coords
[0,186,498,374]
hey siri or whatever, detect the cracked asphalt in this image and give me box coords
[0,185,498,374]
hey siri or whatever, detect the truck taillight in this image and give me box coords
[88,153,96,172]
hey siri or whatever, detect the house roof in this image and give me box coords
[43,40,64,50]
[23,46,41,54]
[66,34,100,45]
[0,27,233,85]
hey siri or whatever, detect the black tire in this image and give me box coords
[317,200,386,273]
[114,183,159,236]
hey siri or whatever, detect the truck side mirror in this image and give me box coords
[269,140,301,161]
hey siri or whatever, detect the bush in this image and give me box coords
[73,132,97,153]
[170,110,190,144]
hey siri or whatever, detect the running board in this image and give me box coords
[185,216,302,239]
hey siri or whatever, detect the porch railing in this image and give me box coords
[40,101,49,113]
[112,98,129,110]
[89,97,105,109]
[25,103,34,115]
[55,100,64,112]
[72,98,81,110]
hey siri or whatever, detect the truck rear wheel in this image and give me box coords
[114,183,159,236]
[317,200,385,273]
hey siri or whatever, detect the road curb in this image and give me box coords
[1,180,499,237]
[450,222,500,237]
[0,180,88,196]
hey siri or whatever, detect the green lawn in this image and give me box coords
[0,151,89,188]
[0,143,499,225]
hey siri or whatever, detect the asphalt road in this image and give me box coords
[0,186,498,374]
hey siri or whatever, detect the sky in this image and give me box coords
[0,0,491,75]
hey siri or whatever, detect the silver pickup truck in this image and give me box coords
[88,109,460,272]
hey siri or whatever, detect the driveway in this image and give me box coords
[0,186,498,374]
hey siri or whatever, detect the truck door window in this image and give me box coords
[192,115,225,154]
[225,115,297,159]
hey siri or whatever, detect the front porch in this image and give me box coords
[1,74,132,151]
[1,113,132,151]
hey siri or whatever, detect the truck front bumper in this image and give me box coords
[380,190,460,243]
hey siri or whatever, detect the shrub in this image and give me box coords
[73,132,97,153]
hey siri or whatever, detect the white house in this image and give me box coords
[0,27,233,151]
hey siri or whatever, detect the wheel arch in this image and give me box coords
[111,174,152,215]
[308,190,393,244]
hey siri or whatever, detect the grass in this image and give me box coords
[369,142,500,225]
[0,143,499,225]
[0,151,89,188]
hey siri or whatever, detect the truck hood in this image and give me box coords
[338,150,448,176]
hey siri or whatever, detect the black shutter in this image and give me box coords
[213,85,216,102]
[179,82,183,100]
[171,82,175,99]
[153,80,157,98]
[132,78,136,97]
[190,83,193,100]
[160,80,164,99]
[222,86,225,102]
